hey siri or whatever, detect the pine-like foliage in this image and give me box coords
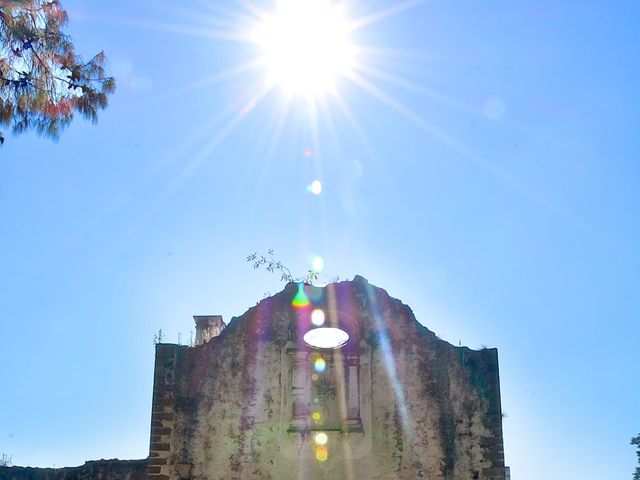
[0,0,115,144]
[633,434,640,480]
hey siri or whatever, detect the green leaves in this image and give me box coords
[247,250,295,282]
[246,250,321,284]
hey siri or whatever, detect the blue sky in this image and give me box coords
[0,0,638,478]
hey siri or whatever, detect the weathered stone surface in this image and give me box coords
[0,459,147,480]
[148,276,506,480]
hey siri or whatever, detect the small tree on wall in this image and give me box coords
[247,250,319,284]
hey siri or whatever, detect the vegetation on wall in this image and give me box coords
[247,250,319,284]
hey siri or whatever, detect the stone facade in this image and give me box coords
[193,316,226,346]
[148,276,506,480]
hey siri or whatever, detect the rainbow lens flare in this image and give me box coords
[311,411,322,423]
[314,357,327,373]
[291,283,310,308]
[311,309,325,326]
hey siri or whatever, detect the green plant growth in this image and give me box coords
[0,453,12,467]
[247,249,343,288]
[247,250,319,283]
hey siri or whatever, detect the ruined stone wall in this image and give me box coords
[147,276,505,480]
[0,459,147,480]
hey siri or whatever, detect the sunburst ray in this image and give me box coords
[346,0,428,32]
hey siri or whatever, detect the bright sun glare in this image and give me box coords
[253,0,356,98]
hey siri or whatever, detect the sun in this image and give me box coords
[252,0,357,99]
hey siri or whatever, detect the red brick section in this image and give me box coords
[147,344,179,480]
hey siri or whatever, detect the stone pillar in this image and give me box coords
[194,315,225,345]
[480,349,507,480]
[148,344,179,480]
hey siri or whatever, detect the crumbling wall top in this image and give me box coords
[193,314,225,345]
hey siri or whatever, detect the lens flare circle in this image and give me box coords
[308,180,323,195]
[311,255,324,271]
[315,445,328,461]
[303,327,349,349]
[314,432,329,446]
[253,0,356,97]
[314,357,327,372]
[311,309,326,326]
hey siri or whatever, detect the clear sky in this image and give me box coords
[1,1,638,478]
